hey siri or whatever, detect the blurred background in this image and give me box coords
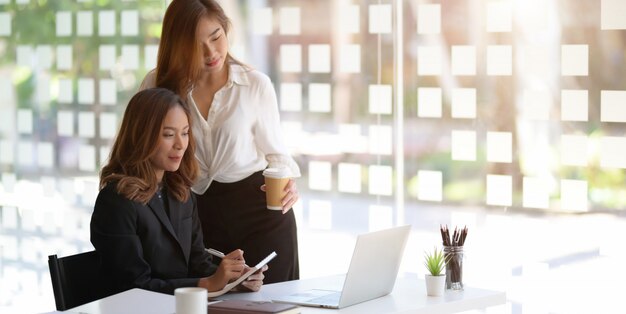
[0,0,625,313]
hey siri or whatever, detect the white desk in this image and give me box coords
[66,288,175,314]
[66,274,505,314]
[219,274,506,314]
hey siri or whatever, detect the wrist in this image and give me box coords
[201,274,228,292]
[197,277,209,289]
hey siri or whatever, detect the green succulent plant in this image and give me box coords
[424,247,447,276]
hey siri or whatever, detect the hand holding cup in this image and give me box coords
[262,168,296,213]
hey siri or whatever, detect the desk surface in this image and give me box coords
[66,274,505,314]
[66,288,174,314]
[218,274,506,314]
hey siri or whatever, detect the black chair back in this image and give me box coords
[48,250,110,310]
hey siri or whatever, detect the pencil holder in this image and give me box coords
[443,246,464,290]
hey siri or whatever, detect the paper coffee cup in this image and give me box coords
[263,167,291,210]
[175,287,207,314]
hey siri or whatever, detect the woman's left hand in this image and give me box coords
[260,179,299,214]
[235,264,268,292]
[280,179,298,214]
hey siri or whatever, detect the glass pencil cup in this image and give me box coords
[443,246,464,291]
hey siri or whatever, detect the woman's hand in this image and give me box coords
[198,249,245,291]
[280,179,298,214]
[260,179,299,214]
[235,264,268,292]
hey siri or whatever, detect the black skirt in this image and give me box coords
[195,170,299,284]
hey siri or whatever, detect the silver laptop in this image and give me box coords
[272,225,410,309]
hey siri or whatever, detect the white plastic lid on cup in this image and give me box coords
[262,167,291,179]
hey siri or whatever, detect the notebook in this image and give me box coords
[207,299,299,314]
[271,225,410,309]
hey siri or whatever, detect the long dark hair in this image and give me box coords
[156,0,245,97]
[100,88,198,204]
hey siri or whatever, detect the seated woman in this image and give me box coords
[90,87,267,295]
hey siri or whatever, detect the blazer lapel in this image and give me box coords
[168,196,180,235]
[147,193,190,264]
[167,196,190,263]
[147,195,179,244]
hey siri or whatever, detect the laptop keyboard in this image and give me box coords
[309,292,341,305]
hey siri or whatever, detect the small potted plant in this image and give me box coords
[424,247,446,296]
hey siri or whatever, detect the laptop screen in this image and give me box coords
[272,225,411,309]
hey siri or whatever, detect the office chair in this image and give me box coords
[48,250,110,310]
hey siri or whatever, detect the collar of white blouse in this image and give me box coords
[188,64,250,125]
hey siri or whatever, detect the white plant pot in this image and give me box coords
[425,274,446,296]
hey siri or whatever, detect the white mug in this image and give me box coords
[174,287,207,314]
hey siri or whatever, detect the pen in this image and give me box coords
[205,248,226,258]
[205,248,251,272]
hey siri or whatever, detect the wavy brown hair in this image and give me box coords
[100,88,198,204]
[156,0,245,97]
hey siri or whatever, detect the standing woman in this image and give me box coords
[140,0,301,283]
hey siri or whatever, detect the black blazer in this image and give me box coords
[90,182,217,295]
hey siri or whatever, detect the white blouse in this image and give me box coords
[140,64,301,194]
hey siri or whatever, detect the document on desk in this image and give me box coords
[207,251,277,298]
[208,299,299,314]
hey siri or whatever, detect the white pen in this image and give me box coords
[205,248,250,269]
[205,248,226,258]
